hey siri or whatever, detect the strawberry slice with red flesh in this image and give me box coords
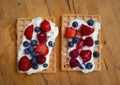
[79,50,92,63]
[18,56,32,71]
[65,27,78,38]
[34,43,49,56]
[76,38,84,49]
[40,20,51,32]
[70,58,80,68]
[24,25,34,40]
[84,37,94,46]
[80,24,94,36]
[36,55,46,64]
[37,32,47,43]
[69,49,79,59]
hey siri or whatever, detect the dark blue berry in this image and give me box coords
[72,21,78,27]
[93,51,100,58]
[32,63,38,69]
[30,40,37,46]
[24,48,30,54]
[31,51,37,57]
[43,63,48,68]
[48,41,54,47]
[34,27,40,33]
[23,41,29,47]
[95,40,99,45]
[72,37,79,43]
[28,46,34,52]
[85,63,93,69]
[31,57,37,64]
[87,19,94,26]
[79,63,85,69]
[68,41,74,47]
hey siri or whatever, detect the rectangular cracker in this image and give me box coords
[16,17,56,73]
[61,14,102,71]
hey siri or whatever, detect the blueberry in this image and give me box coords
[32,63,38,69]
[68,41,74,47]
[43,63,48,68]
[87,19,94,26]
[48,41,54,47]
[85,63,93,69]
[95,40,99,45]
[23,41,29,47]
[79,63,85,69]
[93,51,100,58]
[72,37,79,43]
[30,40,37,46]
[24,48,30,54]
[28,46,34,52]
[31,57,37,64]
[72,21,78,27]
[34,27,40,32]
[31,51,37,57]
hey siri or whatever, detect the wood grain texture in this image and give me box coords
[0,0,120,85]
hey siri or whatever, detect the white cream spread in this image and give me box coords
[68,19,100,73]
[18,17,59,74]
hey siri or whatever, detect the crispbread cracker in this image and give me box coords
[61,14,102,71]
[17,17,56,73]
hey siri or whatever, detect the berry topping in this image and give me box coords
[32,63,38,69]
[76,38,84,49]
[84,37,94,47]
[80,24,94,36]
[40,20,51,32]
[69,49,79,59]
[36,55,46,64]
[85,63,93,69]
[18,56,32,71]
[70,58,80,68]
[79,50,92,63]
[43,63,48,68]
[72,21,78,27]
[24,48,30,54]
[37,32,47,43]
[28,46,34,52]
[93,51,100,58]
[65,27,78,38]
[48,41,54,47]
[95,40,99,45]
[72,37,79,44]
[68,41,74,47]
[23,41,29,47]
[24,25,34,40]
[79,63,85,69]
[34,43,49,56]
[87,19,94,26]
[31,57,37,64]
[34,27,40,33]
[31,51,37,57]
[30,40,37,46]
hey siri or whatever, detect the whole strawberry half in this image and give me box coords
[80,24,94,36]
[76,38,84,49]
[24,25,34,40]
[70,58,80,68]
[36,55,46,64]
[34,43,49,56]
[65,27,78,38]
[69,49,79,59]
[79,50,92,63]
[84,37,94,46]
[37,32,47,43]
[40,20,51,32]
[18,56,32,71]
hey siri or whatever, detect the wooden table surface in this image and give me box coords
[0,0,120,85]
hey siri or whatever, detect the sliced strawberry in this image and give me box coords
[37,32,47,43]
[65,27,78,38]
[70,58,80,68]
[36,55,46,64]
[34,43,49,56]
[24,25,34,40]
[80,24,94,36]
[40,20,51,32]
[18,56,32,71]
[84,37,94,46]
[69,49,79,59]
[79,50,92,63]
[76,38,84,49]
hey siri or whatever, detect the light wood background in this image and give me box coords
[0,0,120,85]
